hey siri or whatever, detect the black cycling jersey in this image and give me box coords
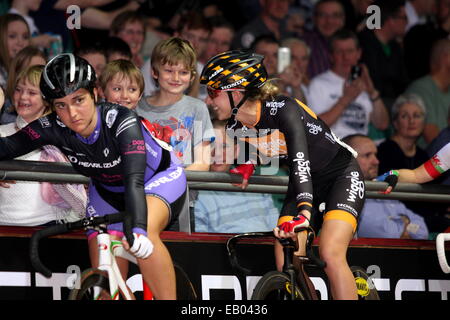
[227,95,357,214]
[0,102,168,235]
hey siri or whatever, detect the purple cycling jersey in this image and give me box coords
[0,102,187,237]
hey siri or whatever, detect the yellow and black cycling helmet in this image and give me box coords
[200,50,267,91]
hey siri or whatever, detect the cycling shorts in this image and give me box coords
[279,148,364,233]
[85,166,187,240]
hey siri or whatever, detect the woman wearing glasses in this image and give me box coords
[377,93,428,175]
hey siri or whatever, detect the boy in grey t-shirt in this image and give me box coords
[136,37,215,170]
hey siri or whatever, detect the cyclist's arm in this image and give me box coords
[114,113,148,236]
[399,141,450,184]
[0,122,48,160]
[278,101,314,216]
[396,167,433,184]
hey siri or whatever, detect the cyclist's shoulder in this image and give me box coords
[98,102,140,127]
[27,112,66,134]
[266,95,318,122]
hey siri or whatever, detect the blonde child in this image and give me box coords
[99,59,144,110]
[136,37,214,171]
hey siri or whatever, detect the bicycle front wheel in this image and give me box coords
[174,263,198,300]
[351,266,380,300]
[251,271,306,300]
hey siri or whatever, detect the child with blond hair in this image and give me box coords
[99,59,144,110]
[136,37,214,171]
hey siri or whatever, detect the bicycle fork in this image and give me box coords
[97,233,133,300]
[110,238,154,300]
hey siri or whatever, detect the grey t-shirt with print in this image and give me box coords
[136,94,215,167]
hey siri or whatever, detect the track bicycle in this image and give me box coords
[29,212,197,300]
[227,227,380,300]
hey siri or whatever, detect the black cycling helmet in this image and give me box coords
[40,53,96,101]
[200,50,267,90]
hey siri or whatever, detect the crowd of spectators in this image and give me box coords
[0,0,449,238]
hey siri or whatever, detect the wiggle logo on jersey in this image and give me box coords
[306,122,323,135]
[346,171,364,202]
[293,152,311,184]
[266,100,285,115]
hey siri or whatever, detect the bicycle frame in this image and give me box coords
[227,228,325,300]
[93,232,137,300]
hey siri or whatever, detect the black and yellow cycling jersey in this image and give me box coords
[227,96,364,231]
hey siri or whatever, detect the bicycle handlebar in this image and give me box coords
[226,228,326,276]
[29,212,125,278]
[226,232,273,276]
[436,233,450,274]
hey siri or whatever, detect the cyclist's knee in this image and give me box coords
[319,244,348,268]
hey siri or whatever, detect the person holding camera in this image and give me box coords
[307,29,389,140]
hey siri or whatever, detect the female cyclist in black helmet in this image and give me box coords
[201,50,365,300]
[0,53,187,299]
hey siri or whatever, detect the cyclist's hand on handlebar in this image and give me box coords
[122,233,153,259]
[274,215,310,238]
[376,170,399,194]
[230,160,255,189]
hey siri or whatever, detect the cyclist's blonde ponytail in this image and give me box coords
[247,78,280,101]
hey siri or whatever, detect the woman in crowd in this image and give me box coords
[1,45,47,124]
[0,13,31,89]
[377,93,429,174]
[0,65,87,226]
